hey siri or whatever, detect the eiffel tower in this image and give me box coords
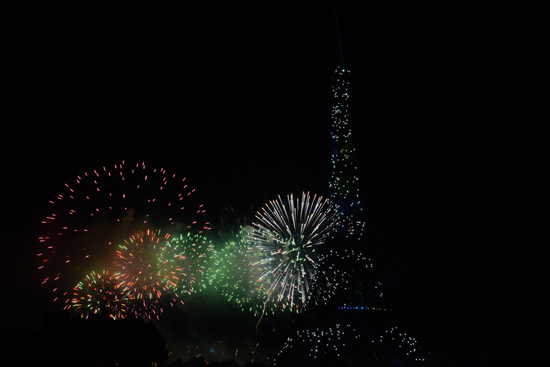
[329,67,365,239]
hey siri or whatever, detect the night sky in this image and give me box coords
[2,1,548,366]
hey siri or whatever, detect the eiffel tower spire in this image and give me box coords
[329,67,365,239]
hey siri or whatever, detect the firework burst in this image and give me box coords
[207,227,271,316]
[248,192,340,312]
[114,229,197,319]
[71,269,129,320]
[169,231,214,295]
[37,160,209,308]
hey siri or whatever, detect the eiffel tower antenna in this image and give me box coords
[333,1,345,68]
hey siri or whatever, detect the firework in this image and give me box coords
[248,192,340,312]
[207,227,271,316]
[71,269,129,320]
[38,161,209,308]
[169,231,214,295]
[115,229,196,319]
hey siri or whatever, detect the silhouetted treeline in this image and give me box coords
[168,357,261,367]
[2,311,168,367]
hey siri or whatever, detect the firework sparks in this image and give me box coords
[248,192,340,312]
[169,231,214,296]
[207,227,271,316]
[115,229,197,319]
[38,160,209,307]
[71,269,129,320]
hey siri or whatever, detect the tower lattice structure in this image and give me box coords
[329,67,365,239]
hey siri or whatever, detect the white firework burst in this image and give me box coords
[248,192,340,312]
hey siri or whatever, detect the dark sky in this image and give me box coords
[2,1,548,365]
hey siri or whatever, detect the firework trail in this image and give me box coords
[38,160,209,308]
[248,192,340,313]
[71,269,129,320]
